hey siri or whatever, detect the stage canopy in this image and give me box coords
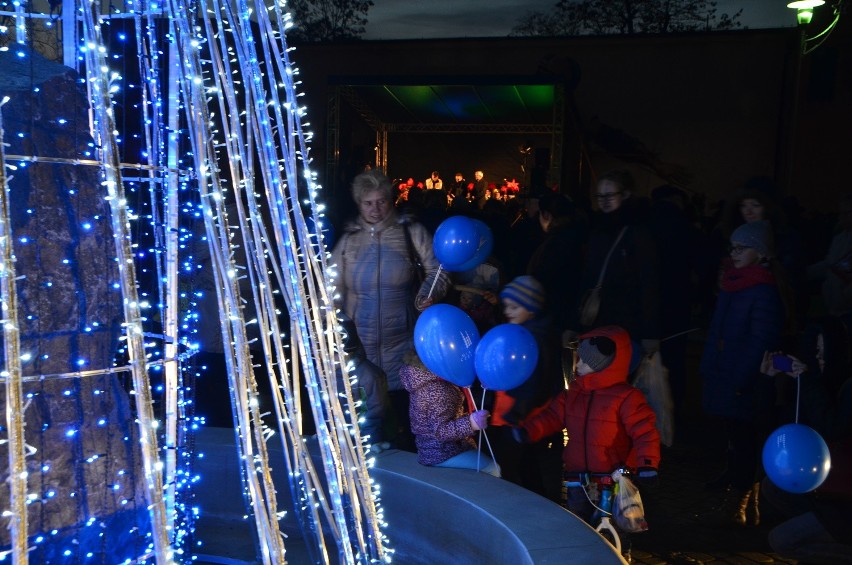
[325,75,566,191]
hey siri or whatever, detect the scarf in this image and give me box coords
[720,262,776,292]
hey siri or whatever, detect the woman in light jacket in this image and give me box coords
[331,169,449,450]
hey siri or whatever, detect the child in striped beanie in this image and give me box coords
[498,275,546,324]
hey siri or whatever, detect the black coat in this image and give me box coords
[527,219,588,333]
[576,203,660,341]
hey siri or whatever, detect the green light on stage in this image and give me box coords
[515,85,555,108]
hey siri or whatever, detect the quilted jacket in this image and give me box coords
[700,264,784,420]
[524,326,661,473]
[331,212,449,390]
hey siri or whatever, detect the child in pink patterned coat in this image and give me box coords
[399,350,500,477]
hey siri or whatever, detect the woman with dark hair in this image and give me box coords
[797,317,852,402]
[331,169,450,450]
[808,194,852,323]
[714,177,806,332]
[569,169,660,368]
[526,191,587,336]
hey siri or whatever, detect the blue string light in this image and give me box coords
[1,0,388,561]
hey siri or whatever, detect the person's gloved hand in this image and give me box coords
[414,293,433,312]
[511,427,530,443]
[641,339,661,356]
[469,410,489,431]
[636,467,659,487]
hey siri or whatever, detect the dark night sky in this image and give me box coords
[363,0,794,40]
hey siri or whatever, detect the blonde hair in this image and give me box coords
[351,169,393,205]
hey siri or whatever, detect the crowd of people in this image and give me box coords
[329,167,852,563]
[392,169,523,217]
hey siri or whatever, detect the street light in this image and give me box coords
[787,0,844,54]
[787,0,825,25]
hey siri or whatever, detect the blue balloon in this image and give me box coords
[445,219,494,272]
[433,216,479,268]
[762,423,831,494]
[414,304,480,387]
[474,323,539,391]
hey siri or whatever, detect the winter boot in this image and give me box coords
[722,487,751,527]
[747,481,760,526]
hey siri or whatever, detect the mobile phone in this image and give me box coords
[772,354,794,372]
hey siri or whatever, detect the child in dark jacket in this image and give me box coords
[399,350,500,477]
[700,220,786,525]
[517,325,661,524]
[484,275,565,501]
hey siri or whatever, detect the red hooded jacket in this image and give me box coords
[524,326,661,473]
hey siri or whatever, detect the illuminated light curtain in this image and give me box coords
[163,1,290,560]
[79,0,174,562]
[1,0,387,561]
[2,2,160,563]
[166,0,387,558]
[0,99,30,565]
[132,1,184,535]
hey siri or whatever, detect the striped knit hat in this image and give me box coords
[499,276,545,315]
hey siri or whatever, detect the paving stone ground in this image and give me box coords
[626,414,798,565]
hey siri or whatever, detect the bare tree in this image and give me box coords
[286,0,374,42]
[0,14,64,61]
[511,0,742,37]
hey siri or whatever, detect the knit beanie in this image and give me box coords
[731,220,774,258]
[499,276,545,315]
[578,336,616,372]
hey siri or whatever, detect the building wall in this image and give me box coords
[291,26,848,214]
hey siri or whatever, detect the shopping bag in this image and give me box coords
[633,352,675,447]
[578,286,601,327]
[613,473,648,533]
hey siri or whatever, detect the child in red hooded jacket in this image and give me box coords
[516,325,661,524]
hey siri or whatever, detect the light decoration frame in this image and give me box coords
[0,97,31,564]
[0,0,388,562]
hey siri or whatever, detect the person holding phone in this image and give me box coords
[700,220,792,527]
[759,315,851,440]
[758,317,852,563]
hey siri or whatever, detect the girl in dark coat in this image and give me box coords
[700,220,787,526]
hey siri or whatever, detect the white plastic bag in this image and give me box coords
[613,473,648,533]
[633,351,675,447]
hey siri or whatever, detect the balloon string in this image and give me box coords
[466,387,498,473]
[478,388,498,467]
[465,387,483,472]
[795,372,801,424]
[425,264,442,301]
